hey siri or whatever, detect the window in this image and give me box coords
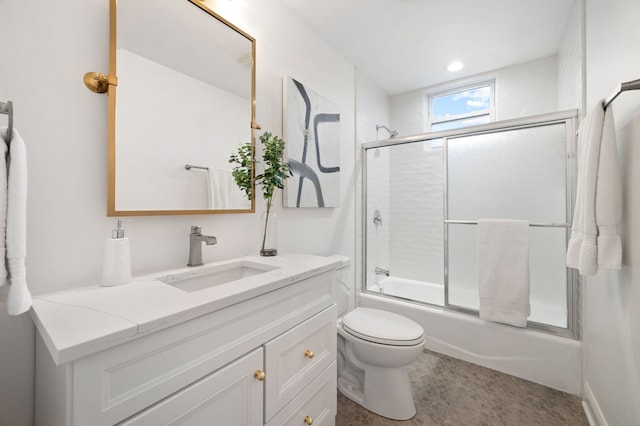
[427,81,495,132]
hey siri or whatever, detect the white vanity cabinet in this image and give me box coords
[32,258,339,426]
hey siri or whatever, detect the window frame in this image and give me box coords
[426,80,496,132]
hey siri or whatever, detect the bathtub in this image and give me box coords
[360,277,581,395]
[370,276,444,305]
[371,276,566,327]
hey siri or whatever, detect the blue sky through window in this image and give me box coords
[432,86,491,120]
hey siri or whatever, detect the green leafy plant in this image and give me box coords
[229,142,254,200]
[229,132,292,254]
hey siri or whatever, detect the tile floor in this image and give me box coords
[335,350,588,426]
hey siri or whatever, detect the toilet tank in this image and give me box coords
[329,255,353,317]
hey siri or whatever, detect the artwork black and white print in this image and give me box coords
[284,77,340,207]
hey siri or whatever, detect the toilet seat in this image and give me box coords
[342,307,424,346]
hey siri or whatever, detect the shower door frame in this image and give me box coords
[362,109,580,339]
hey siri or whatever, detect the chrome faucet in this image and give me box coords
[375,266,390,277]
[187,226,217,267]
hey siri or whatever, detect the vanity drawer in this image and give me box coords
[265,361,337,426]
[264,305,336,421]
[119,348,264,426]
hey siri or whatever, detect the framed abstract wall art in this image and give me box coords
[283,76,341,207]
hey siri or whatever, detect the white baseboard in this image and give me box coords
[582,380,607,426]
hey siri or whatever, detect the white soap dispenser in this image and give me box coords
[101,219,132,287]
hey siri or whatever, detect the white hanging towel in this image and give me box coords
[0,129,7,287]
[206,167,234,209]
[477,219,530,327]
[566,102,622,275]
[0,127,31,315]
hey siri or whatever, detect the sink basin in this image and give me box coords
[158,260,279,292]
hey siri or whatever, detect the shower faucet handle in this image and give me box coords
[373,209,382,226]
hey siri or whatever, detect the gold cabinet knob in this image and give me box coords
[304,415,313,425]
[304,349,314,359]
[254,370,266,381]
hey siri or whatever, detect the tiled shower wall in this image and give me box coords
[365,148,391,285]
[389,143,444,284]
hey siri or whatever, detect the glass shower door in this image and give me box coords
[365,140,445,306]
[363,111,578,335]
[445,122,570,328]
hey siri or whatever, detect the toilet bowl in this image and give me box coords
[337,307,424,420]
[330,256,425,421]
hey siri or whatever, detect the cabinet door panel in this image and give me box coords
[119,348,263,426]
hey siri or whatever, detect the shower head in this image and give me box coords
[376,124,398,139]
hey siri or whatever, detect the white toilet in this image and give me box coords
[332,257,425,420]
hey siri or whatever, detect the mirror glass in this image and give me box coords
[109,0,255,215]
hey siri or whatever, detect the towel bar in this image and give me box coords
[445,220,570,228]
[185,164,208,171]
[603,78,640,109]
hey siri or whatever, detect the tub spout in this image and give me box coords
[375,267,390,277]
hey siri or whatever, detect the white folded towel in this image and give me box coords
[478,219,530,327]
[0,127,32,315]
[566,102,622,275]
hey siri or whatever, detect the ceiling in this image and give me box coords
[281,0,577,95]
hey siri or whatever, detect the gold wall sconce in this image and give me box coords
[83,72,118,94]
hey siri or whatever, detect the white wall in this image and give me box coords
[557,0,584,112]
[389,56,559,137]
[0,288,34,426]
[389,90,428,137]
[582,0,640,424]
[0,0,356,423]
[355,70,391,145]
[494,56,558,121]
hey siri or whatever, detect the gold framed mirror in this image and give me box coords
[107,0,256,216]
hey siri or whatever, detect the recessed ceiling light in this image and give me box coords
[447,61,464,72]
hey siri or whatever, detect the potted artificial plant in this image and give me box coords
[230,132,292,256]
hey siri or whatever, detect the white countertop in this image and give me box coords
[30,254,344,365]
